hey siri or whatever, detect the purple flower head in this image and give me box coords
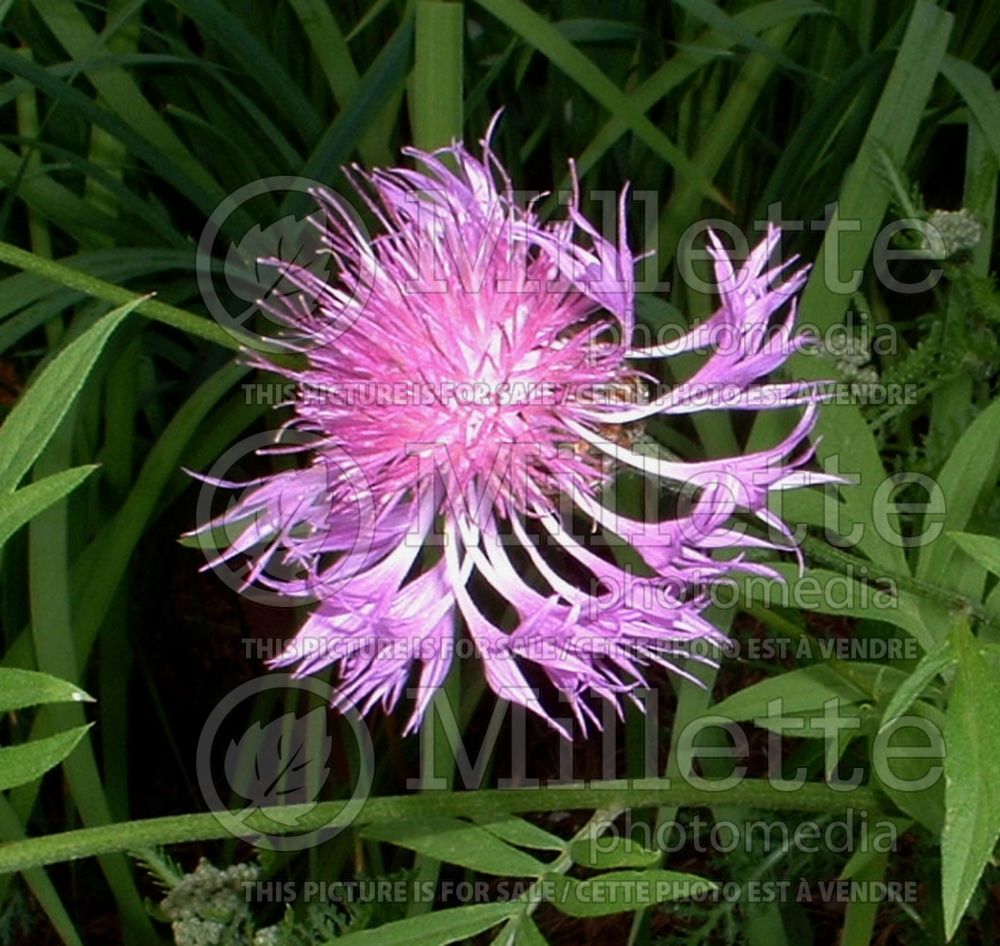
[192,124,830,738]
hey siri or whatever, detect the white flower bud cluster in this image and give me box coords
[925,208,982,258]
[161,858,259,946]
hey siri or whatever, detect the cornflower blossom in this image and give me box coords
[194,125,829,738]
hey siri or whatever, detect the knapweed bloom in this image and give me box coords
[194,125,828,737]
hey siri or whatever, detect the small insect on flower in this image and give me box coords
[190,119,831,738]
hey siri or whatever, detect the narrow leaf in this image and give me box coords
[0,668,92,714]
[0,465,97,550]
[0,301,136,493]
[330,901,521,945]
[362,817,550,877]
[0,725,92,792]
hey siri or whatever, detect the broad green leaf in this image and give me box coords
[544,869,716,918]
[917,395,1000,584]
[569,835,660,870]
[0,466,97,550]
[0,725,92,792]
[712,665,869,721]
[942,621,1000,938]
[740,564,932,648]
[0,668,92,714]
[872,700,945,836]
[0,300,136,493]
[330,902,521,946]
[362,817,551,877]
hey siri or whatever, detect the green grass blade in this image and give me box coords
[0,242,241,349]
[412,1,464,150]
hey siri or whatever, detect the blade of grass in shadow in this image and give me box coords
[753,49,892,217]
[792,1,953,347]
[472,0,729,207]
[291,12,413,203]
[70,362,252,663]
[29,0,218,208]
[839,848,890,946]
[285,0,392,167]
[925,117,998,604]
[169,0,323,144]
[1,135,185,245]
[0,142,119,247]
[546,0,827,214]
[0,45,223,215]
[98,332,142,822]
[345,0,396,42]
[753,1,953,586]
[940,56,1000,161]
[649,18,799,278]
[1,362,252,675]
[670,0,808,75]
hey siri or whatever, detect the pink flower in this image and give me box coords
[192,124,829,737]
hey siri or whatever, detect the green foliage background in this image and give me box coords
[0,1,998,944]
